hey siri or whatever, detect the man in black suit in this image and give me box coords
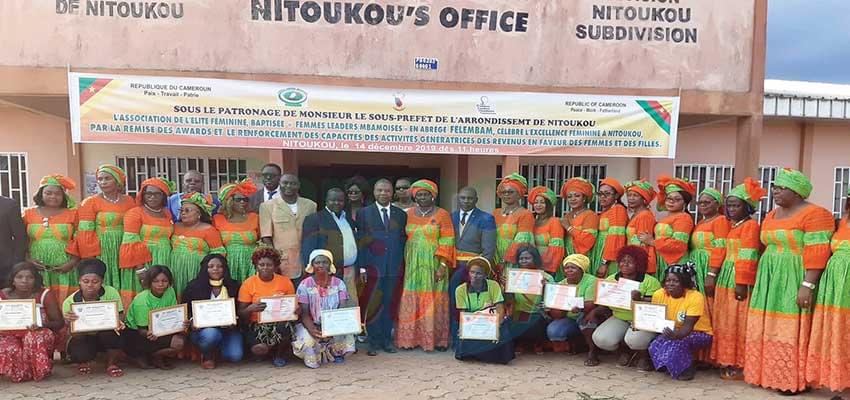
[356,178,407,356]
[300,187,359,302]
[249,163,283,212]
[0,196,27,283]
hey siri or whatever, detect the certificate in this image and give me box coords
[258,295,297,323]
[320,307,362,337]
[149,304,187,337]
[70,301,120,333]
[544,283,585,311]
[459,312,500,341]
[505,268,545,295]
[191,298,237,329]
[632,302,675,333]
[0,299,36,331]
[595,278,641,309]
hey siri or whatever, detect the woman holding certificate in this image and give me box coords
[506,245,554,355]
[171,193,226,298]
[624,180,657,275]
[212,179,260,282]
[396,179,455,352]
[545,254,600,366]
[0,262,64,383]
[183,254,242,369]
[559,178,599,260]
[454,257,513,364]
[292,250,356,368]
[638,176,695,281]
[63,259,125,377]
[648,263,713,381]
[689,188,730,295]
[124,265,186,370]
[237,247,296,368]
[493,173,535,275]
[529,186,565,279]
[589,178,629,278]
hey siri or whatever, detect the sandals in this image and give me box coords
[106,364,124,378]
[201,359,216,369]
[618,352,637,367]
[720,368,745,381]
[636,357,654,372]
[77,363,92,375]
[584,356,600,367]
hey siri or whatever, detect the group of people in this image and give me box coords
[0,164,848,397]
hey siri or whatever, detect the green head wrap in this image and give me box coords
[700,188,724,205]
[775,168,812,199]
[180,192,214,217]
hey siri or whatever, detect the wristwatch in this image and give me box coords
[801,281,816,290]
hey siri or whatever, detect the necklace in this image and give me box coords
[144,204,163,214]
[102,192,121,204]
[501,205,519,216]
[732,217,750,228]
[417,207,434,217]
[700,214,719,224]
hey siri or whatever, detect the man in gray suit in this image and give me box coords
[249,163,282,212]
[449,187,496,342]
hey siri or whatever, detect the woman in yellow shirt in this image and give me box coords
[648,263,713,381]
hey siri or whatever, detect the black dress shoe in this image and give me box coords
[367,349,379,356]
[384,346,398,353]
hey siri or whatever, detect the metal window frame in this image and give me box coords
[520,163,607,217]
[116,156,248,199]
[834,166,850,220]
[673,163,777,222]
[0,152,29,209]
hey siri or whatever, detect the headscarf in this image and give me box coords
[97,164,127,188]
[498,173,528,197]
[76,258,107,278]
[136,177,177,206]
[562,253,591,273]
[624,179,655,205]
[599,177,625,198]
[38,174,77,209]
[775,168,813,199]
[409,179,439,198]
[180,192,214,217]
[560,177,595,204]
[528,186,557,207]
[306,249,336,274]
[700,187,724,206]
[666,262,698,289]
[727,177,767,208]
[466,256,493,277]
[218,178,259,202]
[656,175,696,211]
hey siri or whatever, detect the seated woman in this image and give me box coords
[0,262,64,383]
[183,254,243,369]
[124,265,187,370]
[649,263,713,381]
[545,254,600,366]
[63,259,126,377]
[591,245,662,370]
[292,250,356,368]
[454,256,514,365]
[237,246,296,367]
[506,245,555,355]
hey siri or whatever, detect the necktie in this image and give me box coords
[381,208,390,230]
[460,212,468,226]
[268,190,277,200]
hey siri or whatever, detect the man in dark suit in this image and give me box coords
[249,163,283,212]
[356,178,407,356]
[449,187,497,342]
[300,187,359,302]
[0,196,28,283]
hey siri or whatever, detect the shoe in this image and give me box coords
[677,366,696,381]
[272,357,287,367]
[334,356,345,364]
[384,346,398,354]
[356,335,367,343]
[367,347,379,356]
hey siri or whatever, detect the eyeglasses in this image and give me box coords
[597,191,617,197]
[347,190,361,194]
[233,197,250,203]
[261,173,279,178]
[395,186,410,190]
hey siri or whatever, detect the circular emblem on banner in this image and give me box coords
[278,88,308,107]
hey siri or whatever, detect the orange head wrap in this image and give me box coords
[559,178,595,205]
[599,177,625,198]
[528,186,557,207]
[656,175,697,211]
[497,173,528,197]
[136,177,177,206]
[218,178,259,203]
[409,179,439,198]
[624,179,656,205]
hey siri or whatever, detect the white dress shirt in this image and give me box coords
[328,207,358,266]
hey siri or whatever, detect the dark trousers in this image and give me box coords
[365,273,401,350]
[448,261,470,345]
[68,331,123,363]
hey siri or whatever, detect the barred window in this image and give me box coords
[492,163,608,216]
[0,152,29,209]
[834,167,850,220]
[116,156,248,199]
[674,163,777,222]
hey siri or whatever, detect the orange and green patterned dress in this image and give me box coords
[711,218,760,369]
[565,209,599,256]
[654,212,694,280]
[589,203,628,276]
[627,209,657,274]
[170,224,225,297]
[212,213,259,282]
[396,208,455,351]
[118,207,174,307]
[533,217,565,278]
[494,208,535,270]
[76,195,136,294]
[689,216,731,294]
[806,217,850,392]
[23,208,79,304]
[744,204,834,392]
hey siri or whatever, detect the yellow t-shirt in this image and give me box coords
[650,289,713,335]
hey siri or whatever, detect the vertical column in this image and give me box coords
[457,155,469,189]
[281,149,299,175]
[734,115,762,184]
[799,121,815,177]
[502,155,520,175]
[637,158,674,181]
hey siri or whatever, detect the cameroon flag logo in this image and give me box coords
[637,100,673,134]
[78,77,113,105]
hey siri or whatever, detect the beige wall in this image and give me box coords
[805,123,850,210]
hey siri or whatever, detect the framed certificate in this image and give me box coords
[320,307,362,337]
[70,300,120,333]
[543,283,584,311]
[149,304,187,337]
[505,268,545,295]
[0,299,36,331]
[191,298,237,329]
[632,302,675,333]
[459,312,500,341]
[258,295,297,323]
[594,278,640,309]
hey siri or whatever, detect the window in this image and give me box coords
[0,153,29,209]
[674,163,777,222]
[757,166,778,223]
[520,163,607,217]
[834,167,850,220]
[116,156,248,199]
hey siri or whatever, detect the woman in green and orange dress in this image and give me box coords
[212,179,259,283]
[560,177,599,263]
[806,186,850,392]
[24,175,80,304]
[396,179,455,352]
[638,176,695,281]
[709,178,765,380]
[76,164,135,297]
[690,188,730,295]
[590,178,628,278]
[118,178,175,307]
[528,186,565,279]
[170,193,225,298]
[744,168,834,395]
[625,180,658,275]
[494,173,535,277]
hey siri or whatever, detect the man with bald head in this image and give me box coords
[260,173,317,286]
[167,170,219,222]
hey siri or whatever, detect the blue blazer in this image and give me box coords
[300,208,355,278]
[451,208,497,261]
[355,204,407,277]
